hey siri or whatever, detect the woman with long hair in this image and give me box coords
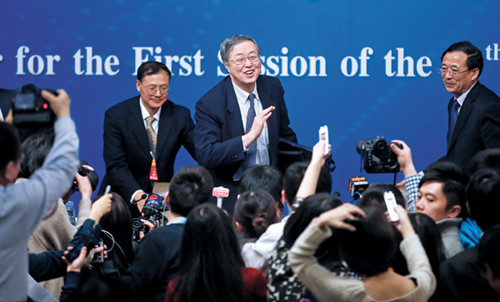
[166,203,267,302]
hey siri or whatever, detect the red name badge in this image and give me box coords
[150,158,158,181]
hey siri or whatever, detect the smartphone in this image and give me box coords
[319,125,329,156]
[104,185,111,195]
[384,191,399,221]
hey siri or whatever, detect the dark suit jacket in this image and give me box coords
[436,246,500,301]
[445,82,500,169]
[102,96,196,201]
[121,223,184,302]
[194,75,297,212]
[0,89,14,120]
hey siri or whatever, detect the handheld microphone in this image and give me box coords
[142,194,166,217]
[132,193,148,205]
[212,186,229,208]
[349,176,369,200]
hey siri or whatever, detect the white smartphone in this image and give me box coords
[104,185,111,195]
[384,191,399,221]
[319,125,329,156]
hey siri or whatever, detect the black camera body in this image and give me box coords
[131,216,156,242]
[66,223,102,263]
[131,194,166,241]
[357,136,400,173]
[12,84,55,127]
[72,163,99,192]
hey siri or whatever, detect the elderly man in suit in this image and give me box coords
[440,41,500,169]
[194,34,297,214]
[102,61,196,214]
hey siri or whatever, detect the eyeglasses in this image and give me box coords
[229,53,261,66]
[438,67,472,78]
[145,85,169,95]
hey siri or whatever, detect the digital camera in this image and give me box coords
[11,84,55,127]
[356,136,400,173]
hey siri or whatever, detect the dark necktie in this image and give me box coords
[145,116,157,156]
[233,93,257,182]
[245,93,257,163]
[447,100,460,147]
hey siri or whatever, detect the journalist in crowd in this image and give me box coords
[0,89,79,301]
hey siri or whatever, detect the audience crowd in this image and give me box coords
[1,38,500,302]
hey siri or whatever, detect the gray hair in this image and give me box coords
[220,34,261,63]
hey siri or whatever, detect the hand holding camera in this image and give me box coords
[357,136,400,173]
[390,140,418,177]
[41,88,70,118]
[63,245,88,272]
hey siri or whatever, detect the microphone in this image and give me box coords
[349,176,369,201]
[132,193,148,205]
[212,186,229,208]
[142,194,166,217]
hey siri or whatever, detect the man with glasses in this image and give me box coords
[438,41,500,169]
[101,61,196,214]
[194,34,297,214]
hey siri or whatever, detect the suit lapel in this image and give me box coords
[129,98,152,159]
[156,102,172,160]
[448,83,480,151]
[225,78,245,136]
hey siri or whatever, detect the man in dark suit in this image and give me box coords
[440,41,500,169]
[194,34,297,213]
[102,61,196,213]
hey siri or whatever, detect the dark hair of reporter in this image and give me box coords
[98,192,134,274]
[233,189,277,239]
[0,122,21,174]
[168,166,214,217]
[333,206,397,277]
[358,184,406,209]
[18,129,55,178]
[420,161,469,218]
[467,148,500,176]
[358,188,408,275]
[466,168,500,231]
[239,165,283,203]
[283,193,342,251]
[171,203,244,302]
[478,224,500,279]
[283,161,332,205]
[409,213,446,278]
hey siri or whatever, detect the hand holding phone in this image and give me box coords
[384,191,399,221]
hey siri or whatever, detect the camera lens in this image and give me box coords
[356,140,371,155]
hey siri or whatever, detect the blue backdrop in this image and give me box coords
[2,0,499,200]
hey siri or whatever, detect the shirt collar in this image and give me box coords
[167,216,187,225]
[231,80,260,105]
[455,81,477,107]
[139,98,162,120]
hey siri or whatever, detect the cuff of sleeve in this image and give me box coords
[308,218,333,244]
[241,137,248,152]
